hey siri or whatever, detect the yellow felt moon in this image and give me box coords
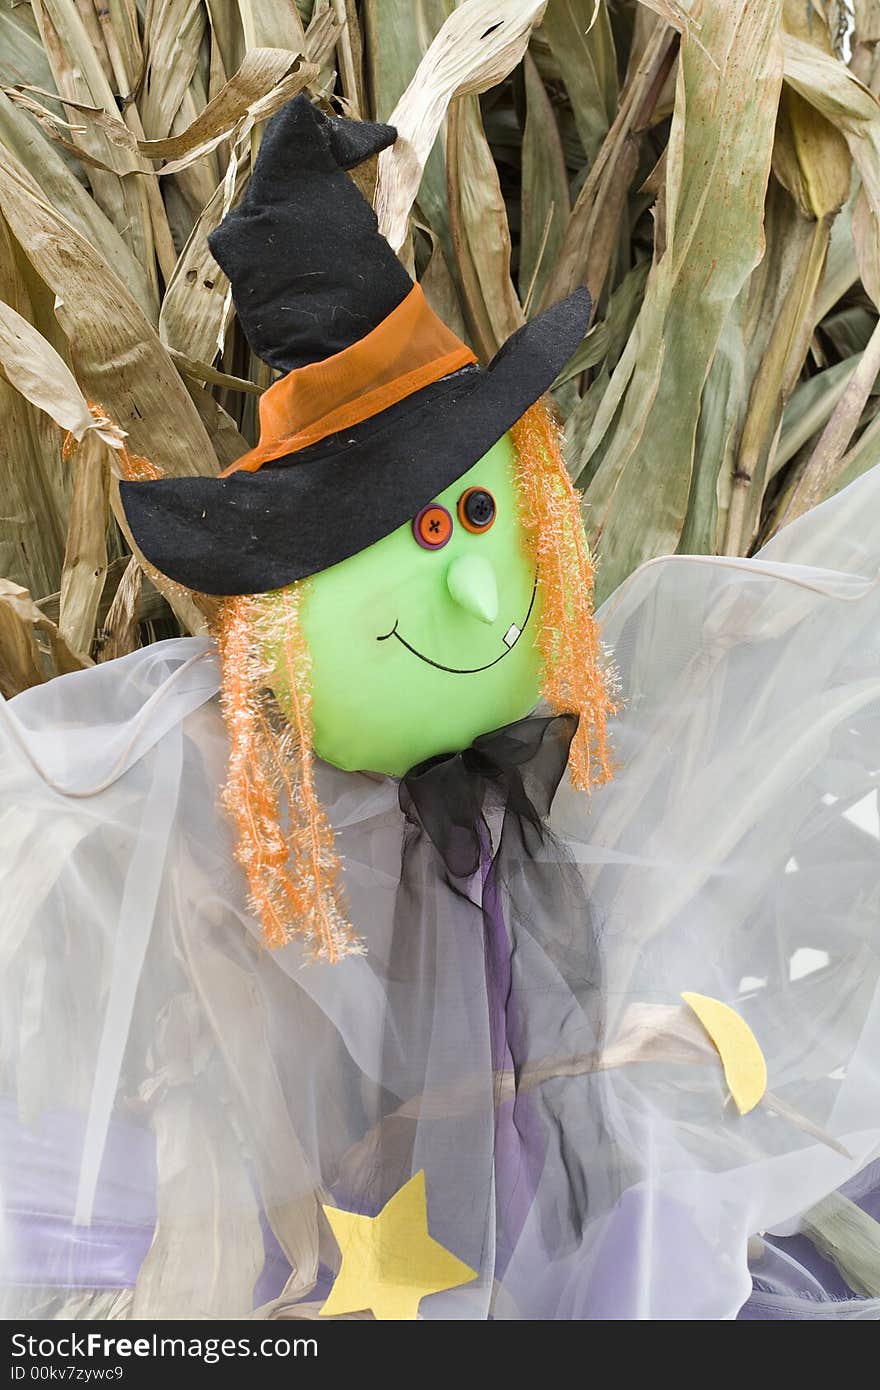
[681,991,768,1115]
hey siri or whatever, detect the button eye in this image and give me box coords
[413,503,453,549]
[458,487,496,534]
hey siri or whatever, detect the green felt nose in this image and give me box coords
[446,552,499,625]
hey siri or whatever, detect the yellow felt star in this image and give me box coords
[320,1170,477,1320]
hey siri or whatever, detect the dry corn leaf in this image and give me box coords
[584,0,784,602]
[332,0,366,117]
[98,0,144,93]
[519,52,570,313]
[0,209,70,597]
[782,316,880,523]
[417,218,468,341]
[704,28,854,556]
[447,92,524,360]
[138,0,206,142]
[133,1086,264,1319]
[0,90,157,318]
[303,0,336,98]
[0,140,217,476]
[0,374,63,595]
[238,0,306,50]
[560,260,650,391]
[57,431,109,656]
[0,2,59,96]
[364,0,453,122]
[159,159,247,362]
[97,556,142,663]
[0,90,148,179]
[853,0,880,46]
[775,36,880,520]
[184,381,253,469]
[538,19,676,312]
[0,298,125,449]
[140,48,315,160]
[0,578,88,698]
[635,0,696,30]
[206,0,244,77]
[715,186,832,557]
[304,5,342,69]
[163,82,222,231]
[29,0,165,285]
[823,398,880,499]
[16,50,317,174]
[803,195,859,326]
[170,349,262,395]
[48,0,178,280]
[540,0,617,163]
[854,185,880,307]
[775,353,859,477]
[376,0,548,251]
[802,1193,880,1297]
[364,0,454,264]
[66,0,114,88]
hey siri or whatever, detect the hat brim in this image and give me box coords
[120,288,590,596]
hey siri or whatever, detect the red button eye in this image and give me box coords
[458,487,496,533]
[413,504,453,550]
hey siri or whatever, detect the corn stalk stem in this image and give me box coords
[723,215,830,556]
[781,312,880,526]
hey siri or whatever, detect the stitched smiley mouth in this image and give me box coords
[376,578,538,674]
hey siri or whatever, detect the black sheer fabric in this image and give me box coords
[348,715,608,1297]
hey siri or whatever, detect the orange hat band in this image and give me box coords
[221,285,477,477]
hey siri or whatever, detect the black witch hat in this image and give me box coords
[121,95,590,596]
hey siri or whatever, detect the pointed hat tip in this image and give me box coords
[326,112,397,169]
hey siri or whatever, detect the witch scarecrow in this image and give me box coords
[1,97,879,1321]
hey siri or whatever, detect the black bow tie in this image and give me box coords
[398,713,578,878]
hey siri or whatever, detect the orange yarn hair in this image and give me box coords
[511,401,615,791]
[216,588,360,962]
[63,402,162,480]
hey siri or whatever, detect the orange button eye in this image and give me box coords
[457,487,496,533]
[413,503,453,550]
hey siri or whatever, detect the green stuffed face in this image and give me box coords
[265,432,542,776]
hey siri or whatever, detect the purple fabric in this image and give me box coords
[0,1102,156,1289]
[0,1101,156,1225]
[1,1103,292,1305]
[580,1186,733,1320]
[479,824,546,1280]
[3,1211,154,1290]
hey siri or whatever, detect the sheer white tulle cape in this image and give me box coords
[1,464,879,1321]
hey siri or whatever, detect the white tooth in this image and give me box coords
[503,623,521,648]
